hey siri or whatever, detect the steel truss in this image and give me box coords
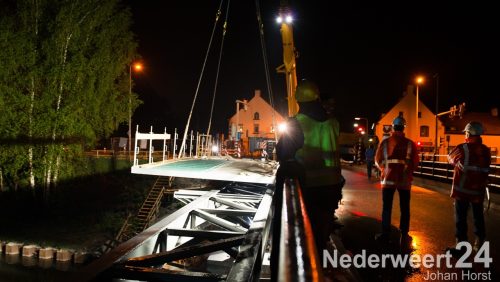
[79,182,274,282]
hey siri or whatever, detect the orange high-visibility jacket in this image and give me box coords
[375,131,419,189]
[447,137,491,203]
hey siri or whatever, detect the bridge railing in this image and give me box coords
[416,154,500,191]
[277,178,324,282]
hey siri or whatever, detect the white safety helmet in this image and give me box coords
[463,121,484,136]
[392,116,406,127]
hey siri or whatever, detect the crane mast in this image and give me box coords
[276,3,298,117]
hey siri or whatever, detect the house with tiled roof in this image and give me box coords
[228,90,285,155]
[375,86,500,161]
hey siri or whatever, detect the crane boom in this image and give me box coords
[276,4,298,117]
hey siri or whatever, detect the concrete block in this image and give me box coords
[56,249,73,262]
[5,242,22,255]
[22,245,39,257]
[39,247,56,260]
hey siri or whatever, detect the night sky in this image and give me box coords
[125,1,499,134]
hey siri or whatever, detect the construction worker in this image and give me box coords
[276,80,344,252]
[365,144,376,179]
[447,121,491,255]
[374,116,419,249]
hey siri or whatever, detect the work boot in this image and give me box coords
[473,238,485,252]
[375,233,390,243]
[400,233,413,252]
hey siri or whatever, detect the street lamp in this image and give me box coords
[433,73,439,154]
[129,62,143,160]
[415,76,425,140]
[355,117,369,134]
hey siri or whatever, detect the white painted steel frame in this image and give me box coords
[132,157,278,184]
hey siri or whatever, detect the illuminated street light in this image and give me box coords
[276,16,283,23]
[353,123,359,127]
[285,15,293,23]
[415,76,425,140]
[129,62,143,160]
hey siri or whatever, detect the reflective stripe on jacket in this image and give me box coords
[295,113,343,187]
[448,138,491,203]
[375,131,419,189]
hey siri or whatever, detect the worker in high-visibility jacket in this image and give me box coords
[374,116,419,249]
[276,80,344,252]
[447,121,491,254]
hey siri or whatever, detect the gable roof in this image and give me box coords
[229,90,284,121]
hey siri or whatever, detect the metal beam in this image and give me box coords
[199,208,256,216]
[192,209,248,232]
[226,187,274,281]
[166,228,245,240]
[124,235,246,267]
[210,196,257,211]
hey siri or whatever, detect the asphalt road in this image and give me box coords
[333,167,499,282]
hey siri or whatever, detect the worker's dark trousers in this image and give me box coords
[366,160,374,178]
[454,199,485,241]
[301,186,342,252]
[381,188,410,235]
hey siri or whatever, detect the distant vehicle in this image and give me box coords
[340,144,356,163]
[222,140,241,158]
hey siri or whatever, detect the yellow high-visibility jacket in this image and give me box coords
[295,113,343,187]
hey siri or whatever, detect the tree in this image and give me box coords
[0,0,139,195]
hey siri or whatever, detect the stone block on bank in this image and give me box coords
[22,245,40,257]
[56,249,74,262]
[5,242,22,255]
[39,247,56,260]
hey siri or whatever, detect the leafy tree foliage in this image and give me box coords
[0,0,139,192]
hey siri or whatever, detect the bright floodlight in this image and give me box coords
[278,123,287,133]
[361,131,366,135]
[353,123,359,127]
[276,16,283,24]
[285,15,293,23]
[212,145,219,153]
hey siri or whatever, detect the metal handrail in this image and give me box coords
[417,153,500,189]
[279,178,324,282]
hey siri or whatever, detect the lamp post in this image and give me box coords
[129,62,143,160]
[433,73,439,154]
[355,117,369,135]
[415,76,424,141]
